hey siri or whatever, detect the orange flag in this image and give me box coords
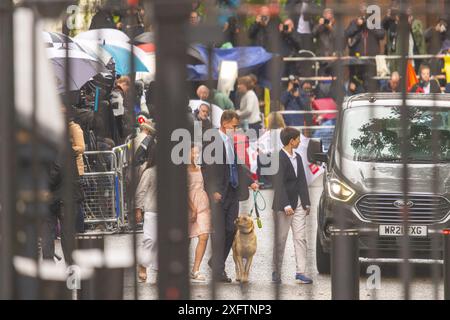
[406,59,419,92]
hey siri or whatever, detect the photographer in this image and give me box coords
[344,2,384,57]
[110,76,131,145]
[223,15,240,47]
[89,5,122,30]
[382,5,400,57]
[382,5,426,72]
[248,6,281,53]
[280,76,310,127]
[279,19,302,76]
[285,0,319,52]
[425,16,449,74]
[312,8,336,76]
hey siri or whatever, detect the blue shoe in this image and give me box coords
[295,273,313,284]
[272,271,281,283]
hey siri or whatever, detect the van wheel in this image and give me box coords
[316,230,331,274]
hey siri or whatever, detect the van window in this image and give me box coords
[340,106,450,162]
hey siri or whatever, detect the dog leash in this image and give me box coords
[250,190,266,229]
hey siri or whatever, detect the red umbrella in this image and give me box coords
[137,43,155,53]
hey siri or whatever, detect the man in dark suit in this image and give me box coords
[409,64,442,94]
[202,110,259,282]
[271,127,312,284]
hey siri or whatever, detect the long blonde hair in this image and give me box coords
[267,112,286,130]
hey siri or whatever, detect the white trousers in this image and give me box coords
[272,200,308,274]
[139,212,158,271]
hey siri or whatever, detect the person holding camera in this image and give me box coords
[110,76,131,145]
[382,5,426,72]
[312,8,336,76]
[344,2,385,57]
[223,15,240,47]
[285,0,319,53]
[280,77,310,127]
[248,6,281,53]
[278,19,302,76]
[425,16,449,74]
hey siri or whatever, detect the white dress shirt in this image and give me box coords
[423,82,431,94]
[282,148,298,177]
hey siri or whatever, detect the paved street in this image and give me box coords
[96,176,445,300]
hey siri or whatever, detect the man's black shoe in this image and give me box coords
[214,272,232,283]
[219,272,232,283]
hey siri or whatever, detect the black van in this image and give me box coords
[314,93,450,274]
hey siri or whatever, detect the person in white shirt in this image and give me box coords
[257,112,286,189]
[236,76,262,137]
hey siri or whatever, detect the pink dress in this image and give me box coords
[188,169,212,238]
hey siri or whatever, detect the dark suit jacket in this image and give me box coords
[202,133,254,202]
[272,149,311,212]
[409,80,442,94]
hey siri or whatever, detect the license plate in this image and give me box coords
[379,225,427,237]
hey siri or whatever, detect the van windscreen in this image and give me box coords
[341,106,450,162]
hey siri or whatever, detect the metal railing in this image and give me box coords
[1,0,450,302]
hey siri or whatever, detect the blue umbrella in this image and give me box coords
[101,43,149,75]
[187,45,273,86]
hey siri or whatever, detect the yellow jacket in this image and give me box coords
[69,121,85,175]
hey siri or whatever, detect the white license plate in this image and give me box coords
[379,225,428,237]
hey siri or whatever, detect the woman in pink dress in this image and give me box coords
[188,145,212,282]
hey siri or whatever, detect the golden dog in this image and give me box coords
[232,215,257,283]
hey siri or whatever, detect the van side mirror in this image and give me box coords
[312,152,328,164]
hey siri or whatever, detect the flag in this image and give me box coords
[264,88,270,127]
[444,55,450,84]
[406,59,418,92]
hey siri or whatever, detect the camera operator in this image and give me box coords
[223,15,240,47]
[285,0,319,52]
[280,76,309,127]
[344,2,384,57]
[278,19,302,76]
[312,8,336,76]
[382,6,400,57]
[89,5,122,30]
[248,6,281,53]
[110,76,131,145]
[382,4,426,72]
[425,16,449,74]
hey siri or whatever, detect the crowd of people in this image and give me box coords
[41,0,450,285]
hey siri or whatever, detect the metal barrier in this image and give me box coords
[278,110,338,152]
[81,145,131,232]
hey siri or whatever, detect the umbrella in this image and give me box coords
[42,31,83,51]
[135,51,156,84]
[137,43,155,53]
[75,38,114,65]
[101,41,149,74]
[74,28,130,43]
[187,45,273,81]
[46,48,109,93]
[134,31,154,44]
